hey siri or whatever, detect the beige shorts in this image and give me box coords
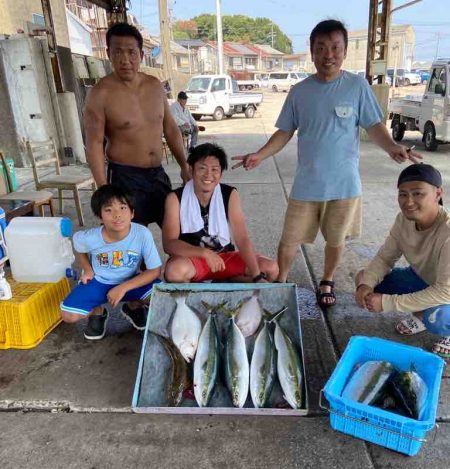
[280,197,362,248]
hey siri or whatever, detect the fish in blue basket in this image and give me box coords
[236,290,263,337]
[250,315,277,408]
[390,369,428,420]
[274,315,304,409]
[171,294,202,363]
[193,308,220,407]
[224,310,250,408]
[342,361,395,405]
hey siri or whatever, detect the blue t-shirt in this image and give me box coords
[73,222,162,285]
[276,71,383,201]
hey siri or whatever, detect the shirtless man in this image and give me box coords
[84,23,189,227]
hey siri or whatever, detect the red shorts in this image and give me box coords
[190,251,247,282]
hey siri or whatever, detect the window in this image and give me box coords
[270,73,288,80]
[211,78,226,92]
[32,14,45,26]
[428,68,446,95]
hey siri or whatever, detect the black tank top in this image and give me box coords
[174,183,236,252]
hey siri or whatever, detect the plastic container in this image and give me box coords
[0,207,6,261]
[0,157,17,191]
[322,336,445,456]
[5,217,75,283]
[0,276,69,349]
[0,268,12,300]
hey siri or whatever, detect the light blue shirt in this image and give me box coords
[73,223,162,285]
[276,71,383,201]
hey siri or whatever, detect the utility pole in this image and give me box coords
[435,32,441,60]
[159,0,174,96]
[40,0,64,93]
[271,23,275,48]
[366,0,422,84]
[216,0,224,74]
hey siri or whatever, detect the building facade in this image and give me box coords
[344,24,416,72]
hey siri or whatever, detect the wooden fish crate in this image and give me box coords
[132,283,309,416]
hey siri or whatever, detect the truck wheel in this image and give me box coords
[192,114,202,121]
[272,85,278,92]
[239,85,245,91]
[424,123,438,151]
[244,106,255,118]
[213,107,224,121]
[246,85,253,90]
[392,121,406,142]
[404,78,410,86]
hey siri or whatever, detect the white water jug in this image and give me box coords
[5,217,75,283]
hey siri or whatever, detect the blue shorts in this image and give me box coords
[61,277,160,316]
[374,267,450,332]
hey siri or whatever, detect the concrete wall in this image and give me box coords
[1,0,70,48]
[0,35,60,167]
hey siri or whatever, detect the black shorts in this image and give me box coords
[107,162,172,227]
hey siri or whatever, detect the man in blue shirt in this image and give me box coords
[232,19,421,308]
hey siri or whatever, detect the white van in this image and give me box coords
[268,72,303,92]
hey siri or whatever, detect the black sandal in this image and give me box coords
[317,280,336,308]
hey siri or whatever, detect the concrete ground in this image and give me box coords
[1,87,449,468]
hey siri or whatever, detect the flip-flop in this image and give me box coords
[395,316,426,335]
[317,280,336,308]
[432,336,450,360]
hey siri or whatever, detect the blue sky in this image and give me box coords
[130,0,450,62]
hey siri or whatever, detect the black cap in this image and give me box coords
[397,163,442,188]
[178,91,188,100]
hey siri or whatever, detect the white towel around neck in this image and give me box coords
[180,180,230,247]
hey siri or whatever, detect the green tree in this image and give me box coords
[175,14,293,54]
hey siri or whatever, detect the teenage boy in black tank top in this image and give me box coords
[162,143,278,283]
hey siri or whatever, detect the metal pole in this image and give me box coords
[40,0,64,93]
[393,43,399,89]
[158,0,174,96]
[188,43,192,74]
[434,32,440,60]
[216,0,224,74]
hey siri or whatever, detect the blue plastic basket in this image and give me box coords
[322,336,445,456]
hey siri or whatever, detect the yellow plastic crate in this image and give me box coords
[0,277,70,349]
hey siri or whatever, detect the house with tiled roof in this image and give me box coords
[204,40,285,73]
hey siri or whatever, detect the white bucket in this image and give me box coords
[5,217,75,283]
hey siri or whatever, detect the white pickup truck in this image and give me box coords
[388,59,450,151]
[185,74,263,121]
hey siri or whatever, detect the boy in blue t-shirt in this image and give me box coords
[61,185,162,340]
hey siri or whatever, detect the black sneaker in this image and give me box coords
[84,309,108,340]
[121,304,148,331]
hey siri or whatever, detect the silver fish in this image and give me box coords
[171,295,202,363]
[224,314,250,408]
[236,291,262,337]
[342,361,395,405]
[274,321,304,409]
[250,320,277,408]
[193,313,220,407]
[390,369,428,420]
